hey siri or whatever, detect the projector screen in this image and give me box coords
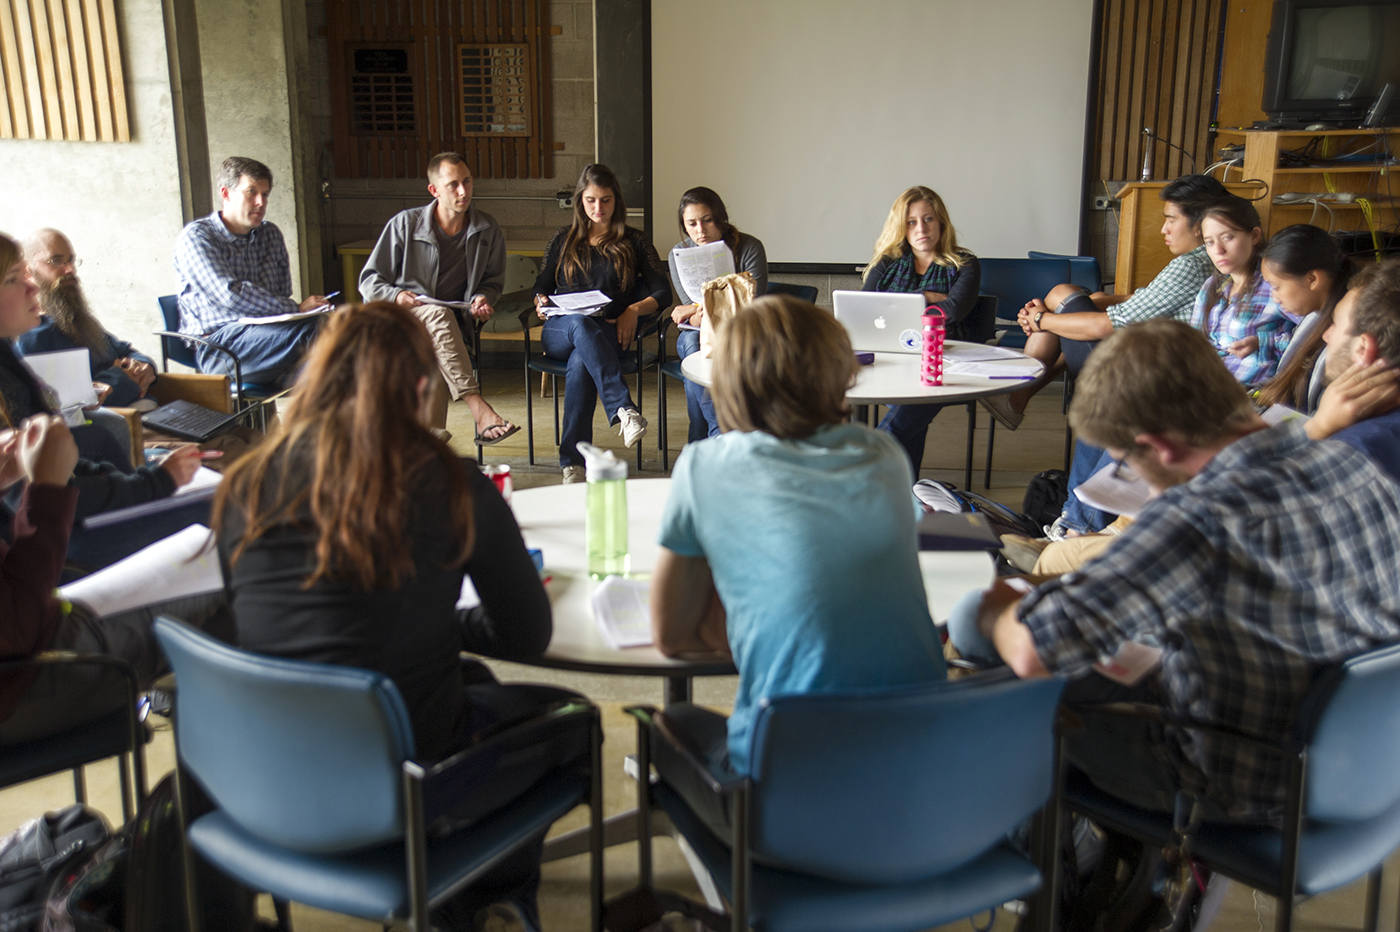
[651,0,1096,266]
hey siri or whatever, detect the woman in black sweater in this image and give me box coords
[213,302,583,930]
[533,164,671,481]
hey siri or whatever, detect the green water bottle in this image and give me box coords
[577,442,629,578]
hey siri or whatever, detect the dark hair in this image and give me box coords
[558,164,634,292]
[676,187,741,257]
[217,156,273,194]
[1195,196,1266,338]
[1350,260,1400,367]
[1256,225,1354,408]
[1159,174,1231,226]
[213,302,474,591]
[426,151,469,182]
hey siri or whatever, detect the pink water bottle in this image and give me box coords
[921,305,946,386]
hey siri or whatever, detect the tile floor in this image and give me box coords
[2,364,1394,932]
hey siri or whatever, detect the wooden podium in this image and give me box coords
[1113,181,1266,294]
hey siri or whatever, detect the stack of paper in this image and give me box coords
[60,524,223,617]
[21,348,99,408]
[1072,459,1151,519]
[540,291,612,317]
[671,241,735,301]
[236,306,334,326]
[591,576,653,648]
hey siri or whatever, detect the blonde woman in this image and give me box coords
[863,186,981,471]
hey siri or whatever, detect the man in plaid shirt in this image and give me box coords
[173,157,328,387]
[971,318,1400,824]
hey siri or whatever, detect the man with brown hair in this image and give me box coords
[359,151,515,440]
[18,228,158,409]
[962,318,1400,824]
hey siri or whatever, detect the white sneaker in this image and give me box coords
[617,407,648,448]
[562,465,586,484]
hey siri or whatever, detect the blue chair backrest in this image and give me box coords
[157,295,198,369]
[1300,640,1400,822]
[978,258,1071,323]
[964,293,998,345]
[766,281,819,303]
[1028,251,1102,294]
[746,673,1064,884]
[154,617,417,853]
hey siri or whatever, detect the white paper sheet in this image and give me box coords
[943,343,1029,363]
[21,348,98,407]
[1093,642,1164,686]
[545,290,612,313]
[591,576,653,649]
[235,306,333,326]
[671,241,735,302]
[1072,459,1151,519]
[60,524,223,617]
[943,362,1038,379]
[415,295,472,310]
[1261,404,1308,427]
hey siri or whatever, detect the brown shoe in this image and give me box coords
[980,394,1024,430]
[999,534,1050,572]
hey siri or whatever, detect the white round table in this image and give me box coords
[680,341,1043,405]
[509,478,994,703]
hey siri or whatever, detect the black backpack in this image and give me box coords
[0,806,110,932]
[1022,468,1069,529]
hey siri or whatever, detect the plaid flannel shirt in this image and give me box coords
[1108,245,1214,328]
[174,212,298,336]
[1190,272,1294,387]
[1019,420,1400,822]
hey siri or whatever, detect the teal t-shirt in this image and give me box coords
[658,423,947,773]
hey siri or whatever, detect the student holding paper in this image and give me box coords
[667,187,768,441]
[534,164,671,482]
[863,186,982,472]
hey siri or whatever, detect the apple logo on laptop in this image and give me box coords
[874,316,887,329]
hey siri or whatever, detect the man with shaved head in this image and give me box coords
[18,228,159,409]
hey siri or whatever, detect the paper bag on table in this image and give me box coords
[698,271,757,359]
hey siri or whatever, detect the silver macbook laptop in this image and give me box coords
[831,290,928,354]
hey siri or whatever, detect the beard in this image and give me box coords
[38,276,110,357]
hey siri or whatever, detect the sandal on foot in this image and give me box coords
[474,422,520,445]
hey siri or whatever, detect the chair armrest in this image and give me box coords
[624,705,747,795]
[148,373,233,413]
[154,332,244,390]
[103,407,144,455]
[1066,701,1299,758]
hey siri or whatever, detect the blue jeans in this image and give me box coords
[197,318,322,387]
[1061,440,1114,534]
[541,315,637,468]
[675,329,719,442]
[877,404,946,475]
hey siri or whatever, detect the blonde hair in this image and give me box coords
[866,186,966,278]
[1069,318,1255,452]
[711,295,856,439]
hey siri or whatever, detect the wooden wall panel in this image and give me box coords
[0,0,128,141]
[1215,0,1272,130]
[1091,0,1225,183]
[327,0,554,179]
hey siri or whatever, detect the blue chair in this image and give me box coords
[612,672,1066,932]
[518,306,659,472]
[0,653,147,823]
[977,258,1071,351]
[154,295,278,429]
[153,617,604,932]
[1027,251,1103,294]
[1063,640,1400,932]
[655,280,819,470]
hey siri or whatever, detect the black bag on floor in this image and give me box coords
[0,806,110,932]
[1023,468,1069,529]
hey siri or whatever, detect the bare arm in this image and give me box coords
[975,580,1050,679]
[651,547,729,658]
[1038,309,1115,341]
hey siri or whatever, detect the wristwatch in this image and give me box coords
[1033,310,1046,329]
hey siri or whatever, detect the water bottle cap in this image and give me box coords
[576,442,628,481]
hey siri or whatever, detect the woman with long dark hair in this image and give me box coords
[533,164,671,481]
[214,302,583,929]
[1256,224,1353,412]
[668,186,768,441]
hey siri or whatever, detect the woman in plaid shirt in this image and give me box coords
[1191,197,1295,387]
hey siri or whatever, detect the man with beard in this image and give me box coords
[17,229,158,410]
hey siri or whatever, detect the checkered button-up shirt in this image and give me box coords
[1108,245,1214,328]
[1020,420,1400,822]
[1190,272,1294,387]
[174,212,298,336]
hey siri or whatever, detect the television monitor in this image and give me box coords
[1262,0,1400,123]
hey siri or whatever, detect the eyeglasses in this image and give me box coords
[44,256,81,269]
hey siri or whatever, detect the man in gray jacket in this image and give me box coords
[359,152,516,441]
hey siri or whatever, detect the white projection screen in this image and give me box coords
[651,0,1096,266]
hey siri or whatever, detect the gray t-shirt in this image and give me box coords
[432,221,470,302]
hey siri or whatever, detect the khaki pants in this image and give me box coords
[413,304,480,400]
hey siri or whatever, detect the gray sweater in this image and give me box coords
[667,232,769,304]
[359,203,506,306]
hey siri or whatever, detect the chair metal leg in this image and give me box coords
[984,411,995,489]
[590,711,605,932]
[1362,866,1382,932]
[730,785,750,932]
[964,403,977,490]
[118,754,133,823]
[173,762,205,932]
[72,766,86,805]
[552,376,561,447]
[526,362,536,465]
[273,897,294,932]
[635,715,653,889]
[402,763,431,932]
